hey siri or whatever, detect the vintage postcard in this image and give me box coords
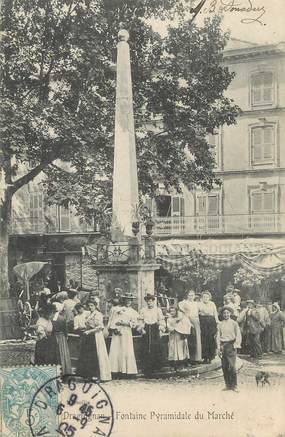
[0,0,285,436]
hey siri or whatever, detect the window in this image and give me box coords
[251,125,275,165]
[208,132,220,167]
[196,194,219,216]
[29,193,44,232]
[58,205,71,232]
[196,193,220,231]
[251,72,274,106]
[250,190,275,213]
[249,188,277,231]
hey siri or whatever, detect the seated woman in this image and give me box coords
[109,292,139,378]
[138,293,166,376]
[77,298,111,382]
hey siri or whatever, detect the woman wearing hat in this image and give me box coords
[199,291,219,363]
[109,293,139,377]
[77,298,111,382]
[270,302,285,354]
[138,293,166,376]
[34,303,59,366]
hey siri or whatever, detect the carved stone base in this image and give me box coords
[95,263,160,311]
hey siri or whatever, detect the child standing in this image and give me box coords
[167,307,190,370]
[217,306,241,392]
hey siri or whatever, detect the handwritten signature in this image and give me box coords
[190,0,267,25]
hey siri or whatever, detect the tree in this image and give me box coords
[0,0,239,296]
[234,266,285,301]
[174,250,221,293]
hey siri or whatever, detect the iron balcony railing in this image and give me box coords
[10,213,285,236]
[153,213,285,236]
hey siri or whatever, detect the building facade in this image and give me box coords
[9,39,285,302]
[153,39,285,241]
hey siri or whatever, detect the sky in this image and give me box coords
[150,0,285,46]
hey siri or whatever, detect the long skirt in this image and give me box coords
[34,335,59,365]
[189,318,202,362]
[77,332,111,381]
[168,331,189,362]
[199,315,217,361]
[141,323,163,375]
[109,326,138,374]
[271,323,284,353]
[55,332,72,375]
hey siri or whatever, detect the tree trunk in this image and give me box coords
[0,188,12,298]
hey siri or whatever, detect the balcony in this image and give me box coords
[10,213,285,237]
[153,213,285,237]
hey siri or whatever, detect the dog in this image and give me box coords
[255,371,270,387]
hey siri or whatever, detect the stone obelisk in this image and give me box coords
[94,30,159,310]
[111,29,139,241]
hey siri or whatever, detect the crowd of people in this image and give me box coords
[33,283,285,388]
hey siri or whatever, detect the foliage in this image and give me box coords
[234,266,285,289]
[233,267,264,289]
[0,0,239,227]
[174,250,221,292]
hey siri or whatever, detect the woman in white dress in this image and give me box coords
[167,307,190,369]
[109,293,139,377]
[77,298,111,382]
[178,290,202,362]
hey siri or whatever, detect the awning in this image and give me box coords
[156,237,285,256]
[156,238,285,276]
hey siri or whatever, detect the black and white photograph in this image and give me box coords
[0,0,284,436]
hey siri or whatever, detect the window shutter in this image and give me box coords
[252,128,262,160]
[197,196,206,216]
[263,127,274,159]
[263,72,273,102]
[208,195,219,215]
[59,205,71,232]
[172,196,181,216]
[252,74,262,104]
[180,197,185,217]
[251,192,262,212]
[251,72,273,105]
[253,145,262,161]
[29,193,43,232]
[252,88,262,104]
[252,128,262,145]
[263,192,274,211]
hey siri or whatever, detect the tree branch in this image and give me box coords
[50,163,74,174]
[11,156,55,194]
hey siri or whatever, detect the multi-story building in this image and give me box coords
[153,39,285,240]
[9,38,285,301]
[151,38,285,305]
